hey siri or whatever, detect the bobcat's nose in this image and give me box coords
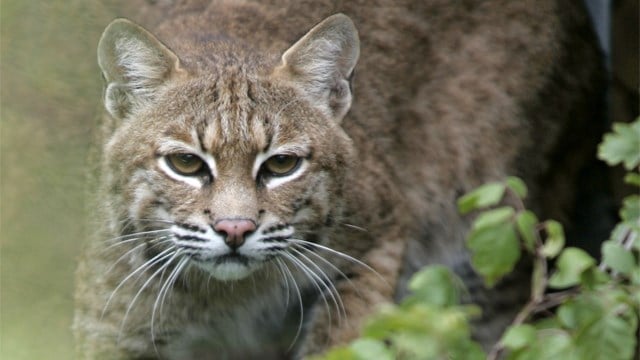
[214,219,256,250]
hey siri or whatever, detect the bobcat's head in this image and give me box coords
[98,14,359,281]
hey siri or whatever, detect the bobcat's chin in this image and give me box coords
[192,255,261,281]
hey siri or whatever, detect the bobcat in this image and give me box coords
[74,0,603,358]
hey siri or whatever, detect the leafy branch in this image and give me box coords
[314,118,640,360]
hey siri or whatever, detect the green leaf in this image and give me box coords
[609,223,639,250]
[567,294,639,360]
[540,220,565,258]
[467,222,521,287]
[601,241,636,276]
[548,247,596,289]
[501,324,536,350]
[408,266,460,307]
[580,267,611,289]
[506,176,528,199]
[457,182,506,214]
[533,330,574,360]
[312,347,358,360]
[505,328,574,360]
[363,304,428,339]
[448,340,486,360]
[620,195,640,223]
[633,267,640,285]
[557,297,601,330]
[516,210,539,252]
[597,119,640,170]
[624,172,640,186]
[349,339,394,360]
[472,206,515,230]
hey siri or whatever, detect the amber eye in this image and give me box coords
[166,153,205,175]
[263,155,300,176]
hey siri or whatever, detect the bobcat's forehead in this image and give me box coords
[156,75,319,155]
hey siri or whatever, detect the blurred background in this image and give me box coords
[1,1,134,358]
[0,1,636,359]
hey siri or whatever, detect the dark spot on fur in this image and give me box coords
[305,233,320,244]
[344,272,358,279]
[247,82,258,104]
[153,337,168,346]
[291,198,305,212]
[150,200,165,207]
[324,214,334,227]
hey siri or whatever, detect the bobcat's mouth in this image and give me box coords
[214,252,250,266]
[188,250,264,281]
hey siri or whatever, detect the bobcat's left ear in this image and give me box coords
[275,14,359,123]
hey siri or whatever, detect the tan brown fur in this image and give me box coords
[74,0,603,358]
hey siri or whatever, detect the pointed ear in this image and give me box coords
[97,18,186,119]
[275,14,359,122]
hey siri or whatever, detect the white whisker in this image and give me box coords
[105,242,147,273]
[274,260,291,310]
[293,244,359,296]
[288,238,388,287]
[135,218,177,225]
[152,255,189,355]
[281,252,333,332]
[106,229,172,245]
[101,247,176,319]
[276,258,304,351]
[290,248,345,323]
[117,249,181,342]
[104,236,173,274]
[340,223,368,233]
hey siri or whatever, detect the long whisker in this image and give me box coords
[105,242,147,273]
[340,223,368,233]
[152,255,189,355]
[106,229,172,245]
[274,259,291,310]
[104,236,172,273]
[293,244,359,296]
[135,218,177,225]
[290,247,345,323]
[117,249,181,342]
[158,256,189,320]
[288,238,389,287]
[276,257,304,351]
[281,252,333,332]
[101,247,176,319]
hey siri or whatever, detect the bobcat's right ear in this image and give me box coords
[98,18,186,119]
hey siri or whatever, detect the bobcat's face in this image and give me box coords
[99,15,358,283]
[105,74,354,281]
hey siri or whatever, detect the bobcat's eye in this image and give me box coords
[166,153,205,176]
[263,155,301,176]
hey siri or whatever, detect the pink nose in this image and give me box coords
[213,219,256,250]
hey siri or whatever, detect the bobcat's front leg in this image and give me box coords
[298,234,407,357]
